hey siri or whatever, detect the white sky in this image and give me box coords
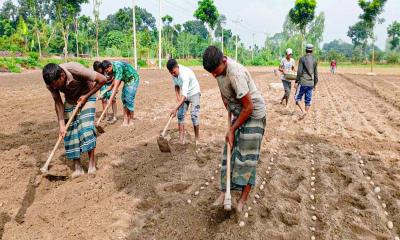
[3,0,399,49]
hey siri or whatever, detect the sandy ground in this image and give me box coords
[0,68,399,240]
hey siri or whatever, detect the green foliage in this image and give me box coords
[289,0,317,33]
[347,21,371,46]
[387,21,400,50]
[358,0,387,25]
[323,39,353,59]
[386,52,399,64]
[194,0,219,30]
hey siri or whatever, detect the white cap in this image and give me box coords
[286,48,293,55]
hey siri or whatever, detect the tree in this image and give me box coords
[289,0,317,53]
[52,0,88,58]
[194,0,219,39]
[182,20,208,40]
[0,0,18,23]
[323,39,354,59]
[306,12,325,51]
[93,0,101,57]
[355,0,387,71]
[387,21,400,50]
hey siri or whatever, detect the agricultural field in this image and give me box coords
[0,68,399,239]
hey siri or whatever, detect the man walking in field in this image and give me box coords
[202,46,266,212]
[43,62,106,178]
[102,60,140,127]
[295,43,318,119]
[279,48,296,107]
[167,59,201,145]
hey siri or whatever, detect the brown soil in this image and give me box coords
[0,68,399,239]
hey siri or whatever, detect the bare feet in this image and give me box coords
[122,121,129,127]
[128,121,134,127]
[212,193,225,208]
[71,168,84,179]
[88,166,96,175]
[237,200,245,213]
[107,117,117,124]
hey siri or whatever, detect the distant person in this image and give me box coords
[42,62,106,178]
[166,59,201,145]
[202,46,266,212]
[93,61,117,124]
[279,48,296,107]
[102,60,140,127]
[330,59,337,74]
[295,44,318,119]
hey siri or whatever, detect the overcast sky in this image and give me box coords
[3,0,399,49]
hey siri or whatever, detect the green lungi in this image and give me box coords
[220,116,266,191]
[63,95,97,160]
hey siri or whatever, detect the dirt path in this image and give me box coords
[0,69,399,239]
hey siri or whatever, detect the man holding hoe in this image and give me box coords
[202,46,266,212]
[93,61,117,124]
[102,60,140,127]
[43,62,106,178]
[167,59,201,145]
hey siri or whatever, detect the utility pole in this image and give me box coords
[132,0,137,69]
[232,18,242,62]
[158,0,162,69]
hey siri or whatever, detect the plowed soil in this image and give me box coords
[0,68,399,240]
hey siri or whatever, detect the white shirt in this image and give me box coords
[173,64,201,97]
[280,57,295,81]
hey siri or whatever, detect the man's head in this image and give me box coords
[102,60,113,75]
[42,63,66,90]
[202,46,227,77]
[285,48,293,59]
[167,59,179,77]
[93,61,103,74]
[306,44,313,54]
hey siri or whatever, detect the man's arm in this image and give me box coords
[174,85,181,102]
[314,61,318,88]
[51,91,67,137]
[226,93,253,147]
[78,72,106,106]
[296,57,303,85]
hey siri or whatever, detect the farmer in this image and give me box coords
[279,48,296,106]
[167,59,201,145]
[102,60,140,127]
[294,43,318,119]
[42,62,106,178]
[330,59,337,74]
[202,46,266,212]
[93,61,117,124]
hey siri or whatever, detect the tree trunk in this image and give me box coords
[74,17,79,57]
[36,30,42,58]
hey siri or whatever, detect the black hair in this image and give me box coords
[203,46,224,72]
[93,61,103,72]
[42,63,63,85]
[306,49,313,53]
[102,60,112,69]
[166,59,178,71]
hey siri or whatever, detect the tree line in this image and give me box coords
[0,0,399,66]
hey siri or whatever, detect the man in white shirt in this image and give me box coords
[167,59,201,145]
[279,48,296,107]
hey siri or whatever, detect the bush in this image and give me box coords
[386,52,400,64]
[28,52,39,60]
